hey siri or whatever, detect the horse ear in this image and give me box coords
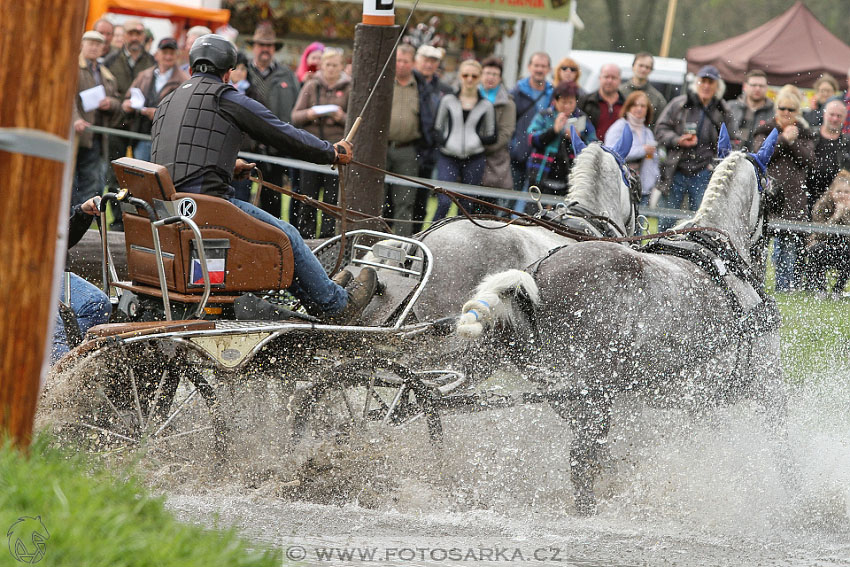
[570,125,586,155]
[756,128,780,165]
[609,124,632,161]
[717,123,732,158]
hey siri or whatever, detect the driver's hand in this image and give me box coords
[333,140,353,165]
[81,196,102,216]
[233,158,256,180]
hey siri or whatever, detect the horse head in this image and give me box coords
[690,128,779,266]
[567,131,637,237]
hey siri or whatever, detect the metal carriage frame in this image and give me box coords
[46,160,565,464]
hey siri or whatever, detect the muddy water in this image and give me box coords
[158,365,850,566]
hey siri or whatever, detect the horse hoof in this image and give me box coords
[574,491,598,516]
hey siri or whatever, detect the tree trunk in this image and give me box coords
[0,0,86,447]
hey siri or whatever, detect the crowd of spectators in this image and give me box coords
[70,23,850,295]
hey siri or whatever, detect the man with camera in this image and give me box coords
[654,65,732,231]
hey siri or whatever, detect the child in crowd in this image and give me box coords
[803,170,850,297]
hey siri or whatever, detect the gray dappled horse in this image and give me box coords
[408,126,638,322]
[456,127,790,515]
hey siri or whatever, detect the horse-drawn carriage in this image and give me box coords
[42,127,793,515]
[41,157,576,464]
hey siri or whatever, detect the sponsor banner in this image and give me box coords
[394,0,571,21]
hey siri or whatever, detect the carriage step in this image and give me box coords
[86,320,215,339]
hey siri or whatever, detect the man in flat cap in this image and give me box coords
[245,20,301,219]
[72,30,120,209]
[121,37,188,161]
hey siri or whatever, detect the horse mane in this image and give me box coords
[689,151,748,226]
[568,144,611,206]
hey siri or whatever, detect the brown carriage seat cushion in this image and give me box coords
[112,157,175,209]
[113,158,294,295]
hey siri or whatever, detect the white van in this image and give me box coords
[569,50,688,102]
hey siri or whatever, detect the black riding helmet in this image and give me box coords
[189,34,237,73]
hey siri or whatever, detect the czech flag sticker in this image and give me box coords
[190,258,225,285]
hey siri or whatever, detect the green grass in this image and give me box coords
[776,291,850,383]
[0,437,281,567]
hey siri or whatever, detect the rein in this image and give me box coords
[250,163,625,242]
[249,161,743,248]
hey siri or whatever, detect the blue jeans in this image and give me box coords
[52,272,111,364]
[772,232,803,291]
[133,140,152,162]
[433,153,485,221]
[230,199,347,315]
[658,168,713,231]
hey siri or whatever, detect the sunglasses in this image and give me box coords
[560,66,578,72]
[461,73,479,79]
[777,106,798,112]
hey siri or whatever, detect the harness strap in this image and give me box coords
[640,234,780,335]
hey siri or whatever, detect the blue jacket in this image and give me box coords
[508,78,552,163]
[526,107,596,186]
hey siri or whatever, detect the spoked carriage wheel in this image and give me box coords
[42,343,226,466]
[291,358,443,444]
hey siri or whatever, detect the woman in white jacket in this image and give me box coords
[604,91,659,207]
[432,59,497,220]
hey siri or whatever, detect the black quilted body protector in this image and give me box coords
[151,76,242,189]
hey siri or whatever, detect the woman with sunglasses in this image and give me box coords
[752,88,815,291]
[553,57,586,98]
[432,59,497,220]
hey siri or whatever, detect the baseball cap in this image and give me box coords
[697,65,720,81]
[416,45,444,60]
[158,37,178,50]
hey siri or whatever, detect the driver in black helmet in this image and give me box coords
[150,34,376,324]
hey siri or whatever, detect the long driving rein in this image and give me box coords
[249,156,650,242]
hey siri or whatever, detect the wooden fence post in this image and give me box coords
[343,3,399,229]
[0,0,87,447]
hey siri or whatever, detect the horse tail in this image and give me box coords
[456,269,539,339]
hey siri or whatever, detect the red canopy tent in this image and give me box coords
[686,1,850,87]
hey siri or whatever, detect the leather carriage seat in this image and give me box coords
[111,157,294,297]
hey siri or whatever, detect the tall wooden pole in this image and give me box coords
[659,0,678,57]
[343,2,399,229]
[0,0,86,447]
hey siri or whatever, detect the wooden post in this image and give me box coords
[659,0,678,57]
[0,0,86,447]
[343,3,399,229]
